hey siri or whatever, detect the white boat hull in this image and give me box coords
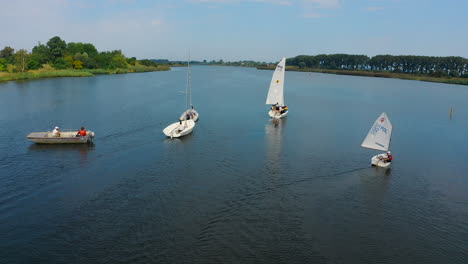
[163,120,195,138]
[27,130,95,144]
[371,153,392,168]
[268,110,288,119]
[180,109,199,122]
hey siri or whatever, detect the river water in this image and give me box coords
[0,66,467,263]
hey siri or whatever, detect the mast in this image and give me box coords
[186,50,192,110]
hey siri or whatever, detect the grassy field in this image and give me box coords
[0,65,171,83]
[257,65,468,86]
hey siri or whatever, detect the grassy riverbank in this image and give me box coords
[257,65,468,86]
[0,65,170,82]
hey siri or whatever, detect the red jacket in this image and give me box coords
[77,129,87,136]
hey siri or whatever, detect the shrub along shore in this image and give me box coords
[0,65,170,83]
[257,65,468,86]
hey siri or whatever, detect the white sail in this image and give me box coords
[266,57,286,106]
[361,112,393,151]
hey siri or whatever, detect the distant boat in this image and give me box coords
[266,57,288,119]
[361,112,393,168]
[27,129,95,144]
[163,53,197,138]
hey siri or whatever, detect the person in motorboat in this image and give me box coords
[380,151,393,163]
[52,126,61,137]
[76,127,87,137]
[178,120,185,133]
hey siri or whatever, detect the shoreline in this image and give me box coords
[0,65,171,83]
[257,66,468,86]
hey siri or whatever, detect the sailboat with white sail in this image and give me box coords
[361,112,393,168]
[266,57,288,119]
[163,55,196,138]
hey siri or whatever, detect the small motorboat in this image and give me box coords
[163,120,195,138]
[26,129,95,144]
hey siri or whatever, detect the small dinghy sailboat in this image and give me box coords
[163,53,197,138]
[266,57,288,119]
[361,112,393,168]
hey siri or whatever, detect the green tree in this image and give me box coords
[127,57,136,66]
[75,52,89,67]
[0,46,15,63]
[15,49,30,72]
[31,43,51,64]
[28,57,41,70]
[73,60,83,69]
[95,51,114,69]
[138,59,157,67]
[64,55,74,67]
[53,58,68,69]
[82,43,98,57]
[112,54,128,68]
[47,36,66,62]
[0,58,7,71]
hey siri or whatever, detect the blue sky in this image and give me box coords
[1,0,467,61]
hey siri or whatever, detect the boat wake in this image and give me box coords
[99,120,173,141]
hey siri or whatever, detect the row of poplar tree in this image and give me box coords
[286,54,468,77]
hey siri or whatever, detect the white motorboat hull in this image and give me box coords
[27,130,95,144]
[163,120,195,138]
[180,109,199,122]
[371,154,392,168]
[268,110,288,119]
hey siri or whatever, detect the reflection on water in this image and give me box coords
[28,143,95,166]
[359,167,392,211]
[264,118,287,175]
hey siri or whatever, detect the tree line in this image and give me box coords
[286,54,468,77]
[0,36,158,73]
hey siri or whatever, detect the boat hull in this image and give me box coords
[268,110,288,119]
[163,120,195,138]
[371,154,392,168]
[27,131,95,144]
